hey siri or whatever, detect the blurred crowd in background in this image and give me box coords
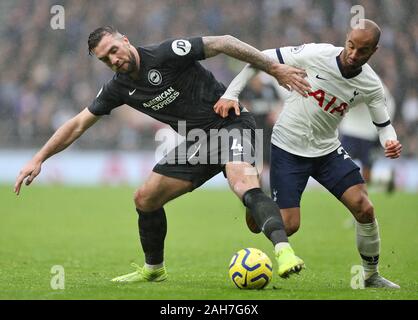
[0,0,417,158]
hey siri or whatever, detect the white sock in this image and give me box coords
[356,219,380,279]
[275,242,290,254]
[145,262,164,270]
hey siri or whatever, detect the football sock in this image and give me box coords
[356,219,380,279]
[144,262,164,270]
[274,242,291,254]
[137,207,167,265]
[242,188,288,245]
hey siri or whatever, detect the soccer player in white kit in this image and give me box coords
[340,83,396,185]
[214,19,402,288]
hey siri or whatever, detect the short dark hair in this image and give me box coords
[88,26,120,55]
[350,19,381,48]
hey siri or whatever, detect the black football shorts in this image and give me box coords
[153,112,258,190]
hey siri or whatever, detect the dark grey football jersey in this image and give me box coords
[89,37,233,134]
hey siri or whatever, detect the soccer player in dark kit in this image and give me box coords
[14,26,310,282]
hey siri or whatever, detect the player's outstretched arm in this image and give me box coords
[214,49,283,118]
[14,108,99,195]
[202,35,310,96]
[213,63,255,118]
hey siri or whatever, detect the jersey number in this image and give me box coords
[337,146,351,160]
[231,139,243,152]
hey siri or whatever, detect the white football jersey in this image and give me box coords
[339,83,395,141]
[270,43,390,157]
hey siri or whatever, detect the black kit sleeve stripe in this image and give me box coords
[276,48,284,64]
[373,119,391,127]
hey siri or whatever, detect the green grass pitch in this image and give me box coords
[1,185,417,300]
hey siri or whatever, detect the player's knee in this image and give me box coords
[354,195,375,223]
[232,182,249,198]
[226,163,259,199]
[230,179,260,200]
[361,201,374,223]
[134,188,159,212]
[285,221,300,236]
[283,216,300,236]
[281,209,300,236]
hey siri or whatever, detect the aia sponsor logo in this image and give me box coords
[308,89,348,116]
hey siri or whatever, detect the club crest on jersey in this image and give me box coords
[290,44,305,54]
[349,89,360,103]
[171,39,191,56]
[148,69,162,85]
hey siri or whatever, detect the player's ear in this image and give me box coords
[345,31,351,41]
[120,35,130,45]
[344,33,350,46]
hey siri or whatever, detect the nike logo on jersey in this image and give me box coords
[96,86,103,98]
[315,75,327,80]
[129,89,136,96]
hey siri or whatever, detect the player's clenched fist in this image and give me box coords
[384,140,402,159]
[14,159,42,195]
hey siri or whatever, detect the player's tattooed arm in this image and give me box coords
[203,35,274,72]
[202,35,310,96]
